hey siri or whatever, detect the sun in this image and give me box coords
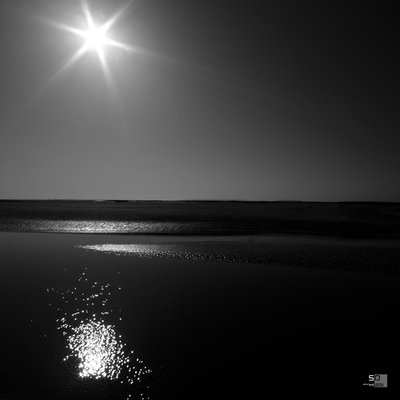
[39,0,136,89]
[83,25,107,52]
[47,1,134,62]
[38,0,139,100]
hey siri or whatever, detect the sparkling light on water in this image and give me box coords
[65,318,129,380]
[50,266,152,398]
[2,219,212,234]
[77,243,224,262]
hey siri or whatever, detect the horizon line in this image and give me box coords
[0,199,399,204]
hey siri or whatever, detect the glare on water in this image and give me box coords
[65,318,134,381]
[51,266,151,398]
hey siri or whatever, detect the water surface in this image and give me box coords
[1,231,399,398]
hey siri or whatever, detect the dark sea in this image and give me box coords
[1,219,400,398]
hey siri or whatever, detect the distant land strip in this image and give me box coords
[0,200,399,238]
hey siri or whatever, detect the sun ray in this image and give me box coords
[48,43,89,82]
[29,43,89,106]
[28,0,267,132]
[100,0,135,33]
[42,18,86,38]
[80,0,96,31]
[102,38,133,52]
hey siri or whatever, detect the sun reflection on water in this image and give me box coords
[65,317,126,380]
[50,266,151,398]
[5,219,192,234]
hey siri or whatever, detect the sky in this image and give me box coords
[0,0,399,201]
